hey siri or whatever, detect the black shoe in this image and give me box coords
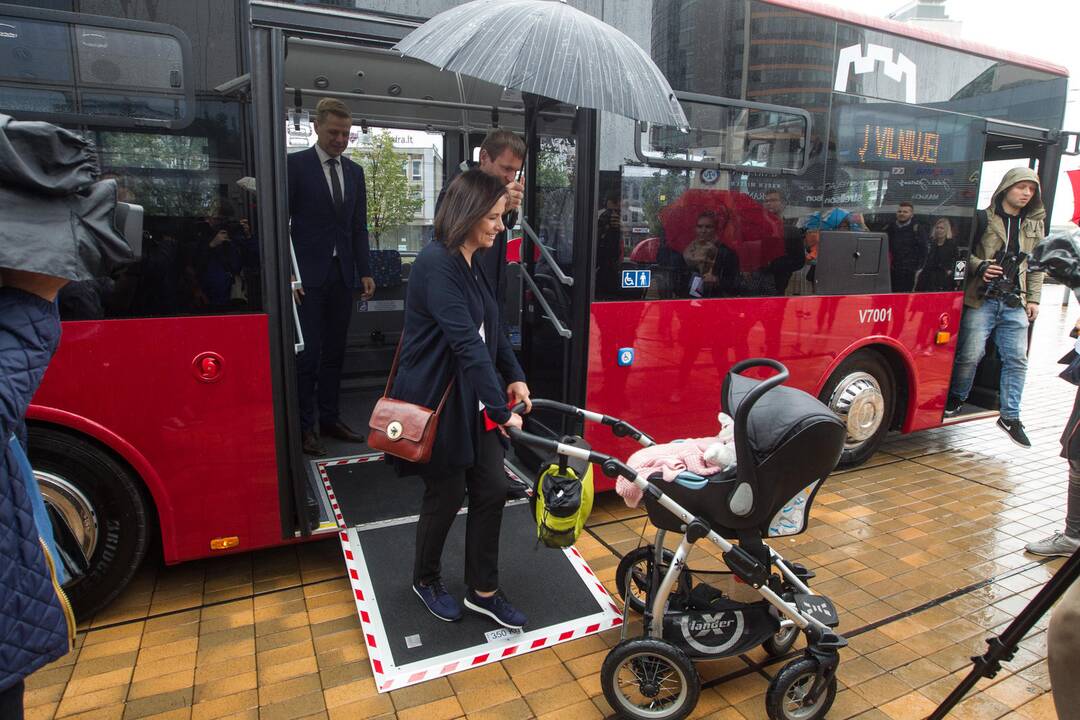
[413,581,463,622]
[943,398,963,418]
[464,589,526,629]
[320,420,365,443]
[997,417,1031,448]
[302,430,326,457]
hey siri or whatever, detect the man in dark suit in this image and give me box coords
[288,98,375,456]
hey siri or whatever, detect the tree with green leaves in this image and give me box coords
[350,131,423,249]
[641,169,689,235]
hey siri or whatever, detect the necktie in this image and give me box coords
[327,157,343,215]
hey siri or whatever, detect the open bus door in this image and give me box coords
[953,121,1065,417]
[515,103,598,442]
[250,3,619,693]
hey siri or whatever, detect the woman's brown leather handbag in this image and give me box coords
[367,340,452,464]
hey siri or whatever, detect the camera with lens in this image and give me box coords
[979,249,1028,308]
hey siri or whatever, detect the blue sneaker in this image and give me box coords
[413,581,462,622]
[464,589,526,629]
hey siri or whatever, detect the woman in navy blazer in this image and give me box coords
[390,169,532,629]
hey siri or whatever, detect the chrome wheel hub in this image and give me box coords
[36,470,98,565]
[827,372,884,446]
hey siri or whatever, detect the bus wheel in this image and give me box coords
[819,351,894,468]
[29,427,152,621]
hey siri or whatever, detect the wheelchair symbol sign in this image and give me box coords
[622,270,651,289]
[617,348,635,366]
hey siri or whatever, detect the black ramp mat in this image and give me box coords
[323,456,430,527]
[322,455,529,528]
[357,502,606,667]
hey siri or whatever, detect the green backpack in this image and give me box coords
[532,436,594,548]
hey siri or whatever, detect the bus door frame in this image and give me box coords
[248,1,418,539]
[964,120,1063,412]
[519,105,599,418]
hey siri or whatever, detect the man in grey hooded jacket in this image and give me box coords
[945,167,1046,448]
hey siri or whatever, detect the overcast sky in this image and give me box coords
[819,0,1080,226]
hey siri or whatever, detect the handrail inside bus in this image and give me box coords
[516,264,571,340]
[289,235,305,354]
[520,219,573,287]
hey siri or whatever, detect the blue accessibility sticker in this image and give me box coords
[621,269,651,289]
[617,348,635,366]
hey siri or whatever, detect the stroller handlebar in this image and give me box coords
[508,398,655,446]
[505,398,651,483]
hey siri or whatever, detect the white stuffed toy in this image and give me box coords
[702,412,737,470]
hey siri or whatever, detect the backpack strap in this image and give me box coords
[974,209,989,247]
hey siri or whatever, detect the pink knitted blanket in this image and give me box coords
[617,438,722,509]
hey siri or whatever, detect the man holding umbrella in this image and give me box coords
[438,129,525,309]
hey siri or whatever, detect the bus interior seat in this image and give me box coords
[813,231,891,295]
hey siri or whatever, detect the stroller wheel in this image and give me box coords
[766,656,837,720]
[762,622,799,657]
[616,546,686,615]
[601,638,699,720]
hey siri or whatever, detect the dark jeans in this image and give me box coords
[413,420,508,592]
[0,680,24,719]
[296,258,352,432]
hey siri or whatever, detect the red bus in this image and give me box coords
[2,0,1075,618]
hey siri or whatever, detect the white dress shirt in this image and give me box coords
[313,144,344,256]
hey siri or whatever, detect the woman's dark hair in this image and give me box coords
[434,169,508,251]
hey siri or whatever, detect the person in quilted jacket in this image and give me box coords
[0,268,74,719]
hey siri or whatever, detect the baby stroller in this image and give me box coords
[508,359,848,720]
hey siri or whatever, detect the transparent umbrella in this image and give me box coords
[393,0,689,131]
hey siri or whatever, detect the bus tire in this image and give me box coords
[818,350,894,468]
[28,426,152,621]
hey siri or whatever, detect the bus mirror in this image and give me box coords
[0,5,194,130]
[1062,131,1080,157]
[636,91,811,175]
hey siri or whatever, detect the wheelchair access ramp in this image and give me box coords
[314,452,622,692]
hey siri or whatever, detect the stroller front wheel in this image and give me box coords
[766,656,837,720]
[601,638,700,720]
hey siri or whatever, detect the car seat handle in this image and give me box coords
[725,358,789,517]
[728,358,789,431]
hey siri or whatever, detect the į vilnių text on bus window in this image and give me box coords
[857,125,940,165]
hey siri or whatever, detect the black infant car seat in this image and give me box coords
[644,359,846,540]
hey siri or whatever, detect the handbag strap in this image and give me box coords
[383,335,454,413]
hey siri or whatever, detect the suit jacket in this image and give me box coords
[389,241,525,471]
[287,146,370,289]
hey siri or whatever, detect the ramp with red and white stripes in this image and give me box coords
[316,453,622,692]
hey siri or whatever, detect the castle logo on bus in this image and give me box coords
[835,43,917,104]
[859,308,892,323]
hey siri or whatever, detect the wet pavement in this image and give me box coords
[24,292,1080,720]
